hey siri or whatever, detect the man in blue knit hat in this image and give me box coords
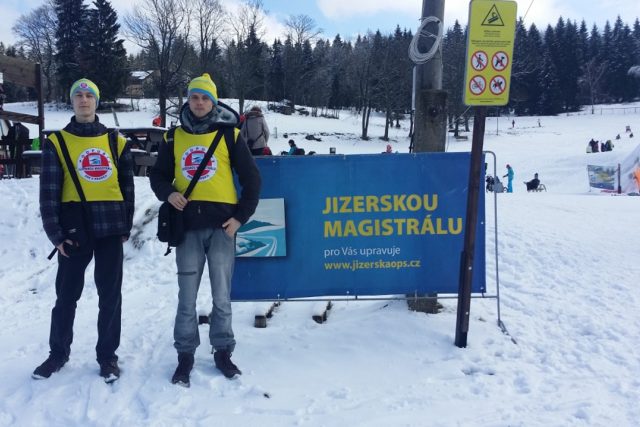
[33,78,134,383]
[150,73,261,387]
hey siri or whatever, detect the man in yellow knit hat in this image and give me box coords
[150,73,261,387]
[33,78,134,383]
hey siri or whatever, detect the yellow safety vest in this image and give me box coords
[49,130,126,202]
[172,127,238,204]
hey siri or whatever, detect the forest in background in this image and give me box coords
[3,0,640,131]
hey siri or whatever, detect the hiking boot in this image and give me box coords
[214,350,241,379]
[171,352,194,388]
[99,359,120,383]
[32,356,69,379]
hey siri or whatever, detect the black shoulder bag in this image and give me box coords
[157,129,225,255]
[47,132,95,259]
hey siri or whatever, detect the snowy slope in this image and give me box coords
[0,101,639,426]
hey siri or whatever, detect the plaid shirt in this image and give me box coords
[40,117,135,246]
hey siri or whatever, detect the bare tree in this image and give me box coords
[284,14,323,46]
[12,2,58,101]
[581,58,607,114]
[350,35,375,139]
[192,0,225,74]
[226,0,266,44]
[124,0,191,126]
[224,0,267,113]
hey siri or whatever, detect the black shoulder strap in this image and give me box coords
[46,131,94,260]
[108,130,120,167]
[55,131,88,203]
[165,127,177,145]
[183,129,225,199]
[225,127,235,158]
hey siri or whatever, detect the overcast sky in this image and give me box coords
[1,0,640,54]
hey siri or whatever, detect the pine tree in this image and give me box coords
[607,17,637,101]
[510,19,529,115]
[634,19,640,61]
[244,23,266,100]
[78,0,128,102]
[443,21,467,129]
[54,0,87,101]
[519,23,544,115]
[268,39,285,101]
[307,38,330,109]
[538,26,562,115]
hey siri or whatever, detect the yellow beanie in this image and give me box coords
[70,78,100,103]
[188,73,218,104]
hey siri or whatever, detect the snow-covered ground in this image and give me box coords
[0,100,639,426]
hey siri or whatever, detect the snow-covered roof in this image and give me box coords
[130,71,154,80]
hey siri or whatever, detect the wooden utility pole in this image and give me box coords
[412,0,447,153]
[407,0,447,314]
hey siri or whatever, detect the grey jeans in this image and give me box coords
[174,227,236,354]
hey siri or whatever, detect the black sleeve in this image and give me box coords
[149,133,177,202]
[39,139,65,246]
[230,130,262,224]
[117,137,135,232]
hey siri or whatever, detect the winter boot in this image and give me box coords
[99,359,121,383]
[171,352,194,387]
[32,355,69,379]
[214,350,242,379]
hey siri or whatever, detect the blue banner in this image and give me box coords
[232,153,486,299]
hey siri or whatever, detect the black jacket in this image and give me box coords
[40,116,135,246]
[149,102,261,230]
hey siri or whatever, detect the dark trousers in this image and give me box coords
[48,235,123,364]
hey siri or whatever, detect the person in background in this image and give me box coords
[149,73,261,387]
[287,139,297,155]
[34,78,134,383]
[525,173,540,191]
[152,116,162,127]
[503,164,514,193]
[240,106,269,156]
[382,144,393,154]
[604,140,613,151]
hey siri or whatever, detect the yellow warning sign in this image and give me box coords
[482,5,505,26]
[464,0,517,106]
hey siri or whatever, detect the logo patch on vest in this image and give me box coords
[181,146,217,181]
[77,148,113,182]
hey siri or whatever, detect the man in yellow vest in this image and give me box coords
[150,74,261,387]
[33,78,134,383]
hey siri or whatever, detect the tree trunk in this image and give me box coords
[238,95,245,116]
[383,108,390,141]
[409,111,414,138]
[361,102,371,140]
[159,92,167,128]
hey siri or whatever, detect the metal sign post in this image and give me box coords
[455,0,517,348]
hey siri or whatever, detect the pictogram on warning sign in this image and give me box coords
[469,76,486,95]
[471,51,488,71]
[482,5,504,26]
[490,76,507,95]
[492,51,508,71]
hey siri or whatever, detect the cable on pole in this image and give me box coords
[523,0,535,20]
[408,16,443,64]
